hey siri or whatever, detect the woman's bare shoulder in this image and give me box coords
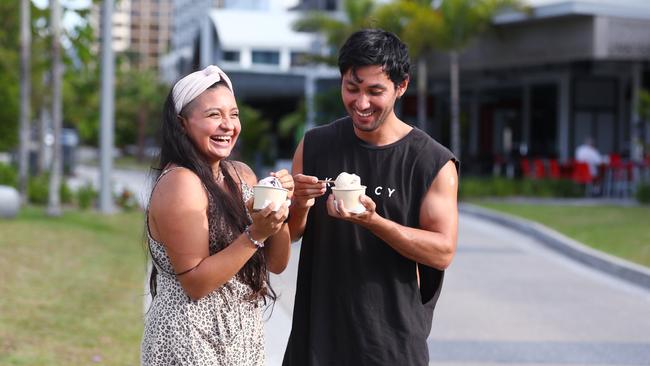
[149,167,207,213]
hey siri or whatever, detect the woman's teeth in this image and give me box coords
[212,136,230,143]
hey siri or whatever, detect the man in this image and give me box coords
[575,136,603,176]
[283,29,459,365]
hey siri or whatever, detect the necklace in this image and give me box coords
[214,166,224,183]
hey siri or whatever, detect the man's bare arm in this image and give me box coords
[326,160,458,269]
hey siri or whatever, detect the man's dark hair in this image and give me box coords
[338,28,410,88]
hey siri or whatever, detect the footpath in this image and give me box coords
[266,203,650,366]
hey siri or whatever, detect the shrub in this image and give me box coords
[27,174,49,205]
[115,188,138,211]
[77,183,97,210]
[0,162,18,187]
[60,181,73,204]
[459,177,585,200]
[26,174,73,205]
[636,184,650,205]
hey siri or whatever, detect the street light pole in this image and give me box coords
[99,0,115,213]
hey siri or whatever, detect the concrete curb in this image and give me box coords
[460,203,650,291]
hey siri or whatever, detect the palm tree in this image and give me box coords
[294,0,377,64]
[293,0,377,131]
[433,0,525,160]
[47,0,63,216]
[18,0,31,204]
[373,0,440,131]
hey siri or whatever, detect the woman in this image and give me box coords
[141,65,293,365]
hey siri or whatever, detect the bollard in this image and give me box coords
[0,185,20,218]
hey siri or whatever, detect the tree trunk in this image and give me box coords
[18,0,31,204]
[450,50,461,160]
[47,0,62,216]
[416,56,427,132]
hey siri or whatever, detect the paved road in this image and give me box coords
[68,165,153,208]
[265,214,650,366]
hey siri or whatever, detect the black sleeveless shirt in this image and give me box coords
[283,117,458,366]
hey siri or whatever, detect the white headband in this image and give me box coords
[172,65,234,114]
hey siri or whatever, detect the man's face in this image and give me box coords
[341,65,406,132]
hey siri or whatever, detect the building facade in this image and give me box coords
[129,0,173,70]
[415,0,650,174]
[90,0,131,53]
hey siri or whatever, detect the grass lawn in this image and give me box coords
[0,207,146,366]
[475,202,650,268]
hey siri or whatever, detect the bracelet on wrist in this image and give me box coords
[244,226,265,248]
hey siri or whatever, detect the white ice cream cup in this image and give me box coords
[253,185,288,211]
[331,186,366,213]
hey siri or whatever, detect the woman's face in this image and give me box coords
[180,85,240,164]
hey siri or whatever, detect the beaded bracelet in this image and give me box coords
[244,226,265,248]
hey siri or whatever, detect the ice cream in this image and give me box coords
[331,172,366,213]
[334,172,361,189]
[257,176,282,188]
[253,176,288,211]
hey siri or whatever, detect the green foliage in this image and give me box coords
[60,180,73,204]
[0,0,99,151]
[26,174,73,205]
[0,1,20,150]
[640,89,650,126]
[373,1,441,57]
[278,88,348,145]
[65,63,168,149]
[114,67,167,149]
[293,0,378,65]
[636,184,650,205]
[315,87,347,124]
[434,0,526,51]
[278,100,306,145]
[0,163,18,188]
[238,104,273,166]
[76,182,97,210]
[63,66,100,144]
[27,174,49,205]
[459,177,583,200]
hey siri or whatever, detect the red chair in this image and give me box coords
[609,153,622,166]
[532,159,545,179]
[520,159,531,178]
[605,156,631,197]
[549,159,561,179]
[572,161,594,196]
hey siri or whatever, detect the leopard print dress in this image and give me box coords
[141,167,265,366]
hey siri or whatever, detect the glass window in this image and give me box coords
[222,50,240,62]
[252,50,279,65]
[290,52,308,67]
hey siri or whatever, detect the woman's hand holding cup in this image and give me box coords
[247,199,290,241]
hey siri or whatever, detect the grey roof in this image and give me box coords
[497,0,650,23]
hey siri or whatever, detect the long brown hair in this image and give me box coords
[148,81,275,304]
